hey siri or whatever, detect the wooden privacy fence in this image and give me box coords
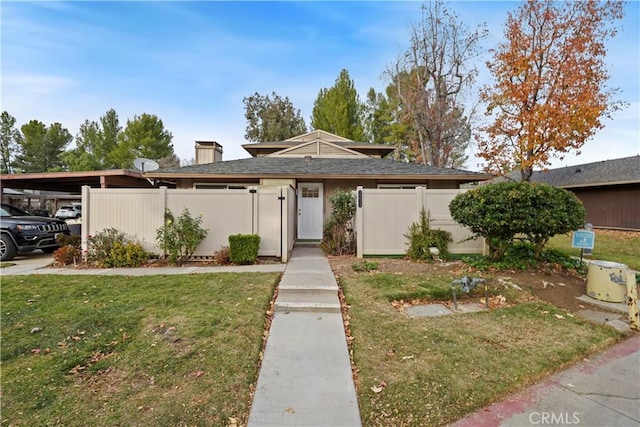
[81,185,296,262]
[354,186,484,258]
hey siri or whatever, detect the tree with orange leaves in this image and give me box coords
[478,0,625,181]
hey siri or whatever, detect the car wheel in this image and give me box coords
[1,234,18,262]
[75,214,81,218]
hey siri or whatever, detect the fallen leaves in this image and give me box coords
[370,381,387,394]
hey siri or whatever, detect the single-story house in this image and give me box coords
[145,130,493,240]
[526,156,640,230]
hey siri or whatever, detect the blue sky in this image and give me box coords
[2,1,638,171]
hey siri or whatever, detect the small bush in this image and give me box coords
[321,190,356,255]
[352,260,379,272]
[87,228,148,268]
[156,208,208,265]
[56,234,81,249]
[87,228,127,266]
[463,242,587,273]
[229,234,260,265]
[450,181,586,260]
[52,245,82,266]
[213,246,231,265]
[405,209,452,261]
[106,242,148,268]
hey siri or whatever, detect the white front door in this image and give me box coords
[297,183,323,240]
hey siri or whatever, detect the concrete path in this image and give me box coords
[451,334,640,427]
[0,252,285,276]
[248,245,361,427]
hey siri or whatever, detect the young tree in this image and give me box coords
[0,111,22,173]
[478,0,625,181]
[365,87,414,161]
[311,69,367,141]
[243,92,307,142]
[63,109,122,171]
[386,1,487,167]
[111,113,174,169]
[16,120,72,172]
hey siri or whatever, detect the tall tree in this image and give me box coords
[478,0,625,181]
[111,113,174,169]
[63,109,123,171]
[386,1,487,167]
[243,92,307,142]
[365,87,414,161]
[0,111,22,173]
[15,120,72,172]
[311,69,367,141]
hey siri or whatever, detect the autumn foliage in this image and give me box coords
[478,0,625,181]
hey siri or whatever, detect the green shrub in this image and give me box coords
[228,234,260,265]
[87,228,148,268]
[463,242,587,273]
[156,208,208,265]
[404,209,452,261]
[87,228,127,266]
[107,242,148,268]
[352,260,379,272]
[321,190,356,255]
[449,181,585,260]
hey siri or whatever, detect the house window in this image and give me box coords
[194,183,249,190]
[377,184,422,189]
[301,187,320,198]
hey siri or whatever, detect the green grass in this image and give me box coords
[1,273,280,426]
[547,229,640,270]
[341,271,623,426]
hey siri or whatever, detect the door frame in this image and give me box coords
[297,182,324,240]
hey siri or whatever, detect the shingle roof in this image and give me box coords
[527,156,640,187]
[148,156,491,179]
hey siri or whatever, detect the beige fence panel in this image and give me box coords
[256,187,282,257]
[167,189,253,257]
[357,189,419,256]
[82,186,292,261]
[424,189,483,254]
[355,187,484,257]
[82,187,164,252]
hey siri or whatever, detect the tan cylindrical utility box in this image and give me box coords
[586,261,629,303]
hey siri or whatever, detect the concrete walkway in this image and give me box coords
[452,334,640,427]
[0,253,286,276]
[248,245,361,427]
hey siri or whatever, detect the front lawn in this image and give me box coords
[547,229,640,270]
[339,270,623,426]
[1,273,280,426]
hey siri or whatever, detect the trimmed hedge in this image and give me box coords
[228,234,261,265]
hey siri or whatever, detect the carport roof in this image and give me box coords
[0,169,161,193]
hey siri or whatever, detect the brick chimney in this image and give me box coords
[195,141,223,165]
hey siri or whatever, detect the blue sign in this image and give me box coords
[572,230,595,250]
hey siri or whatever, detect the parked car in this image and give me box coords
[0,203,70,261]
[54,205,82,219]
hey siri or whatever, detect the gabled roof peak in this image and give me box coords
[285,130,352,143]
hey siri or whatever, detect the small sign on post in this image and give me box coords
[572,229,595,263]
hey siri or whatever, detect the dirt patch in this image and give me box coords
[328,255,620,314]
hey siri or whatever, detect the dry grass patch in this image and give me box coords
[340,271,623,426]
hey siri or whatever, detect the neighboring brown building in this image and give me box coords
[527,156,640,230]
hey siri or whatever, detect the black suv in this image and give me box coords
[0,203,70,261]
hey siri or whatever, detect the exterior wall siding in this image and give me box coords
[572,184,640,230]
